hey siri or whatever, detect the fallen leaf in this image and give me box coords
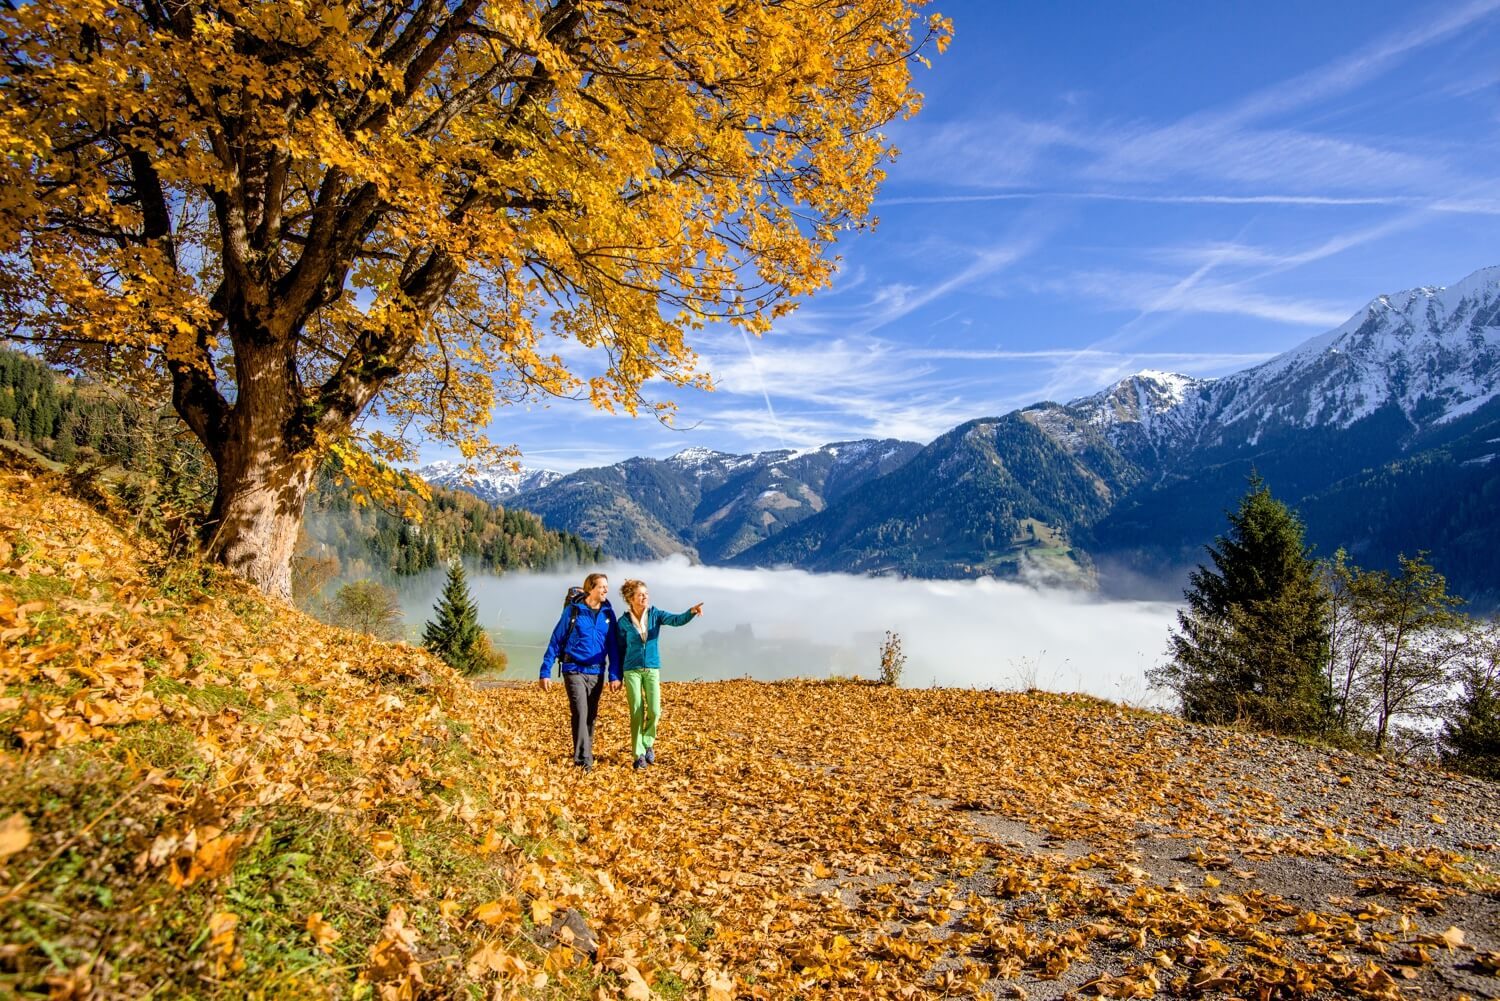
[473,898,519,926]
[0,814,31,860]
[305,912,341,953]
[369,831,400,860]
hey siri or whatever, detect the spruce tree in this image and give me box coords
[423,560,486,676]
[1153,474,1333,736]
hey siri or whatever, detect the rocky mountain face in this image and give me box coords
[504,440,923,562]
[1079,265,1500,598]
[415,460,562,505]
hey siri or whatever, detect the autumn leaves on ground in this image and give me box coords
[2,463,1498,1001]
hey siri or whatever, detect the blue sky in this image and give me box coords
[437,0,1500,472]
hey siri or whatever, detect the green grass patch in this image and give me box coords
[146,557,221,604]
[146,677,256,715]
[110,720,213,782]
[3,570,74,605]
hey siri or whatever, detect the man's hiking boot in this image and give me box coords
[645,747,655,765]
[633,755,648,770]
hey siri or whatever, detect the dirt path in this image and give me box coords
[821,721,1500,999]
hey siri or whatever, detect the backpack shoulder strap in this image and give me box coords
[557,602,582,665]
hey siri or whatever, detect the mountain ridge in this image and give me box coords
[468,265,1500,602]
[502,438,924,563]
[415,459,562,504]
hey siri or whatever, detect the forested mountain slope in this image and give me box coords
[508,440,922,562]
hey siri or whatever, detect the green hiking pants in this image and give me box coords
[623,668,661,759]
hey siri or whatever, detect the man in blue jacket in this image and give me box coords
[538,573,621,771]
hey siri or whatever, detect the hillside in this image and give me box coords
[0,346,600,592]
[3,460,1500,999]
[301,468,600,584]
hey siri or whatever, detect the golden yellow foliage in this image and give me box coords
[0,0,950,596]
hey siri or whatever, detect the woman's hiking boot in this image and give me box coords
[633,755,648,770]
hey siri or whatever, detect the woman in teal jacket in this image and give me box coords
[616,579,701,769]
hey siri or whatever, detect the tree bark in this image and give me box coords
[194,319,319,601]
[204,434,317,602]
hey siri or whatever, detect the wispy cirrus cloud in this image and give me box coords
[896,346,1273,368]
[696,397,974,449]
[889,115,1088,191]
[1148,210,1436,276]
[1092,0,1500,192]
[855,237,1046,335]
[1047,269,1351,328]
[701,339,919,399]
[1082,125,1445,193]
[879,191,1418,209]
[1218,0,1500,125]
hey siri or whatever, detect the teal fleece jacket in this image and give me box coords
[616,607,697,671]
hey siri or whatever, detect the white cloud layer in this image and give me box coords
[400,560,1181,706]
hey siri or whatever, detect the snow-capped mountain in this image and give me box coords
[739,265,1500,600]
[1207,264,1500,440]
[504,439,922,561]
[1073,369,1205,431]
[1055,265,1500,457]
[1024,369,1212,462]
[415,460,562,505]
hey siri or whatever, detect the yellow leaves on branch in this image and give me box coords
[326,439,431,520]
[1,0,951,468]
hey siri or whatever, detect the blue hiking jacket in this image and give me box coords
[540,600,621,682]
[616,607,697,671]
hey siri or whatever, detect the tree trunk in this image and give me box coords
[205,438,317,601]
[192,328,320,601]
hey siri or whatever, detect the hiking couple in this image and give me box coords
[537,573,702,771]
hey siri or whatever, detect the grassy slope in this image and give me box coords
[2,458,1499,1000]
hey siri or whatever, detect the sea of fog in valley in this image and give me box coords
[396,558,1182,706]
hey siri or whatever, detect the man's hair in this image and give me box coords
[583,572,608,593]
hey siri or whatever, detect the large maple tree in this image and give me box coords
[0,0,948,597]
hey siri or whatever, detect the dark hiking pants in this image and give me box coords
[563,671,604,767]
